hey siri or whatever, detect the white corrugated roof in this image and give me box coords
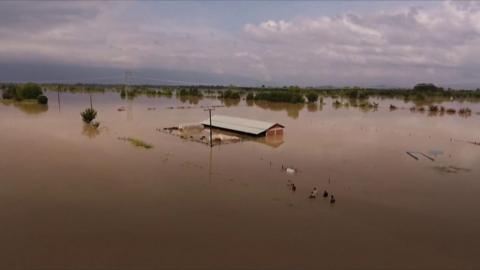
[201,115,283,135]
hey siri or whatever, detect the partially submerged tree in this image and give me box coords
[220,89,241,99]
[81,108,97,124]
[305,91,319,103]
[18,83,43,99]
[37,95,48,105]
[1,83,43,101]
[413,83,443,92]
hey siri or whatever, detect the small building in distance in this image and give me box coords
[201,115,284,137]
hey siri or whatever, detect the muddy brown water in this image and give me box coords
[1,91,480,270]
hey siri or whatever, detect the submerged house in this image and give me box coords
[201,115,284,137]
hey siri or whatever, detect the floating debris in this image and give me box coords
[458,108,472,117]
[281,165,298,174]
[453,138,480,146]
[212,133,240,143]
[118,137,153,149]
[433,166,471,174]
[406,151,435,161]
[446,108,456,114]
[178,123,203,131]
[406,151,419,160]
[162,126,179,132]
[117,106,126,111]
[419,152,435,162]
[286,168,296,174]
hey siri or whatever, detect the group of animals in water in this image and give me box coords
[287,180,336,204]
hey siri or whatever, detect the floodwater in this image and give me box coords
[1,91,480,270]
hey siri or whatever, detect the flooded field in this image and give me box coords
[1,90,480,270]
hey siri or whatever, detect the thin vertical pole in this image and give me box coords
[208,145,213,182]
[57,90,61,112]
[209,109,213,147]
[89,93,93,110]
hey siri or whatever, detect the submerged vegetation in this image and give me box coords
[1,83,48,104]
[254,87,305,103]
[81,108,97,124]
[37,95,48,105]
[178,88,203,97]
[118,137,153,149]
[219,89,241,99]
[305,91,319,103]
[1,83,479,116]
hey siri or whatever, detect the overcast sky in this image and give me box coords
[0,1,479,88]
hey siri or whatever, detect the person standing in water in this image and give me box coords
[330,195,336,204]
[309,187,318,199]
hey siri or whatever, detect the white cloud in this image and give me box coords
[242,1,480,86]
[0,1,480,87]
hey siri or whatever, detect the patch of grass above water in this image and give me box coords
[118,137,153,149]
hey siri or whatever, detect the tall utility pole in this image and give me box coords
[124,70,134,121]
[57,88,61,112]
[204,107,215,147]
[89,93,93,109]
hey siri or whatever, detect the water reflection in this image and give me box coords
[82,124,100,138]
[255,134,284,148]
[57,91,61,112]
[1,100,48,115]
[222,98,241,107]
[179,95,202,105]
[307,103,318,112]
[253,100,305,119]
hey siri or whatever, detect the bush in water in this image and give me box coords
[81,108,97,123]
[37,95,48,105]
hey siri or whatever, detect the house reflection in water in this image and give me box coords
[256,133,284,148]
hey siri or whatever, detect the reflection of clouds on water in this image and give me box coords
[1,100,48,115]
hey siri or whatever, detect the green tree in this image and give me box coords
[17,83,43,99]
[305,91,319,103]
[37,95,48,105]
[413,83,443,92]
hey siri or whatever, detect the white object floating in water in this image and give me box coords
[286,168,296,174]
